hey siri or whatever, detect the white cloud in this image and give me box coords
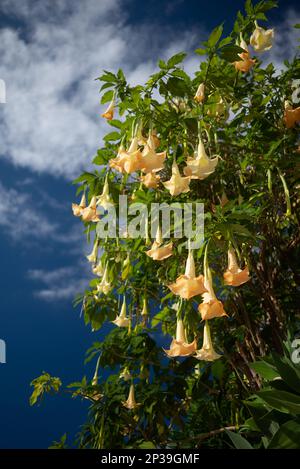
[0,0,200,179]
[27,264,90,301]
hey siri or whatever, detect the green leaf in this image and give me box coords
[245,0,253,15]
[195,48,207,56]
[207,24,223,48]
[167,52,187,68]
[225,430,253,449]
[165,77,188,97]
[103,131,121,142]
[219,45,245,62]
[271,354,300,394]
[268,420,300,449]
[138,441,156,449]
[257,390,300,414]
[250,361,279,381]
[101,89,114,104]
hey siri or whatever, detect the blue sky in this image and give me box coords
[0,0,299,449]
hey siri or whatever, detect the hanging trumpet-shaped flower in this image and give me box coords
[194,82,205,103]
[284,101,300,129]
[92,259,104,276]
[119,367,131,381]
[101,97,115,121]
[195,321,221,362]
[109,137,143,174]
[112,296,130,327]
[123,384,140,410]
[234,36,255,72]
[145,225,173,261]
[198,256,227,320]
[168,250,207,299]
[250,22,274,52]
[97,263,112,295]
[140,171,160,189]
[96,176,114,210]
[163,318,197,358]
[163,160,190,196]
[86,241,98,263]
[81,196,100,222]
[72,193,86,217]
[223,246,250,287]
[140,133,166,173]
[184,139,219,180]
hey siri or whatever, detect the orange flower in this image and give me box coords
[146,226,173,261]
[223,247,250,287]
[284,101,300,129]
[140,134,166,173]
[123,384,140,410]
[163,319,197,358]
[101,98,115,120]
[109,138,143,174]
[195,321,221,361]
[198,266,227,320]
[184,139,219,180]
[112,297,129,327]
[234,37,255,73]
[168,250,207,299]
[163,160,190,196]
[140,172,160,189]
[81,196,100,222]
[194,83,205,103]
[72,193,86,217]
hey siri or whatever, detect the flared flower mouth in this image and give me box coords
[250,23,274,52]
[234,37,255,72]
[194,82,205,103]
[101,98,115,120]
[146,241,173,260]
[109,138,143,174]
[223,247,250,286]
[163,319,197,357]
[97,263,112,295]
[195,321,222,362]
[123,384,140,410]
[140,133,166,173]
[284,102,300,129]
[81,196,100,222]
[184,139,219,180]
[168,250,207,299]
[96,177,114,210]
[112,297,130,328]
[198,259,228,320]
[163,160,190,196]
[140,171,160,189]
[72,193,86,217]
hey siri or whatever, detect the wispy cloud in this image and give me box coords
[27,264,90,301]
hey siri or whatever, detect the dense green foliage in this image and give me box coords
[31,0,300,449]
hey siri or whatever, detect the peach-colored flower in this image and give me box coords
[284,101,300,129]
[250,22,274,52]
[96,176,114,209]
[72,193,86,217]
[223,247,250,287]
[92,259,104,276]
[168,250,207,299]
[109,138,143,174]
[163,319,197,357]
[112,296,129,327]
[86,241,98,263]
[198,267,227,320]
[195,321,221,361]
[163,160,190,196]
[97,263,112,295]
[194,82,205,103]
[81,196,100,222]
[234,37,255,73]
[101,98,115,120]
[140,134,166,173]
[145,226,173,261]
[184,139,219,180]
[141,172,160,189]
[123,384,140,409]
